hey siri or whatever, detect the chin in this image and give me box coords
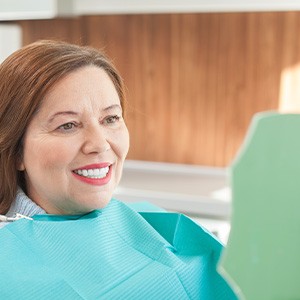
[67,191,113,214]
[84,197,111,211]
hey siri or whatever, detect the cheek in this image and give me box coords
[23,138,76,171]
[116,127,130,158]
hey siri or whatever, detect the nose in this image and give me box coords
[81,123,110,155]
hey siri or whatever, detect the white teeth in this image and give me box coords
[74,167,110,179]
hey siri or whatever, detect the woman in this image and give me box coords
[0,40,236,299]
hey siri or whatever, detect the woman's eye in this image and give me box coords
[57,122,77,131]
[104,115,121,125]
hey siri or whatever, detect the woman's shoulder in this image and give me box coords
[0,188,45,229]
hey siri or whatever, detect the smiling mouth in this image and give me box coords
[73,166,110,179]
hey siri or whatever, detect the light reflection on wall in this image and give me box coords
[279,63,300,113]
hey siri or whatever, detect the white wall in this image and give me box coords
[0,24,22,63]
[73,0,300,14]
[1,0,300,21]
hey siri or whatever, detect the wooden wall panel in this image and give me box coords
[19,18,84,45]
[16,12,300,166]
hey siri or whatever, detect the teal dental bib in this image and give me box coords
[0,199,236,299]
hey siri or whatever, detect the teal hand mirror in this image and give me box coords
[219,112,300,299]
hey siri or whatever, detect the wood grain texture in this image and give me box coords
[19,18,84,45]
[17,12,300,166]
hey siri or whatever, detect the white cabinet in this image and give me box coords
[0,0,73,20]
[114,160,231,219]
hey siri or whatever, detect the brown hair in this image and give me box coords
[0,40,126,214]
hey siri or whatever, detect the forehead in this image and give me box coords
[39,66,121,114]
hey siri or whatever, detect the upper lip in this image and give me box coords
[73,163,111,171]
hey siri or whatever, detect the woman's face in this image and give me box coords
[19,66,129,215]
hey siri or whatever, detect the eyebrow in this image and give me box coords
[48,111,78,123]
[48,104,122,123]
[103,104,122,112]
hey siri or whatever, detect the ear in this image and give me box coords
[17,164,25,171]
[16,158,25,171]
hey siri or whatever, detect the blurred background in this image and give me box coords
[2,0,300,242]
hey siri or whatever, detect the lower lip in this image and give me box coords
[72,166,112,186]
